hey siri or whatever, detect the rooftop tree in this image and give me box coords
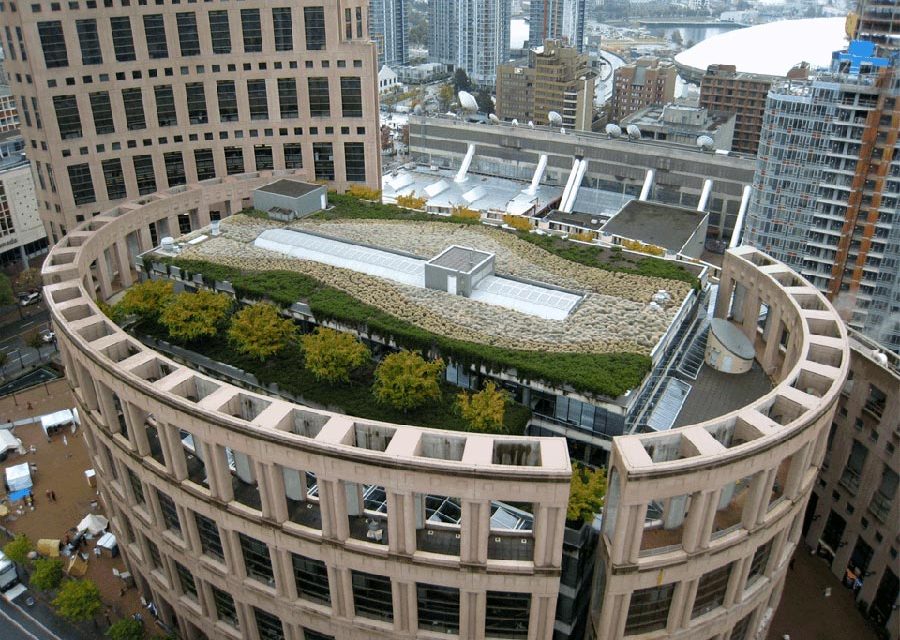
[116,279,175,323]
[159,290,232,342]
[567,464,607,526]
[456,380,507,433]
[373,350,444,412]
[300,327,370,383]
[228,303,297,361]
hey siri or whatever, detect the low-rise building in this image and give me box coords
[622,103,735,151]
[394,62,452,84]
[378,65,402,95]
[610,57,677,122]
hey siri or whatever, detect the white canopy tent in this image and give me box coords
[40,409,79,438]
[5,462,31,492]
[77,514,109,535]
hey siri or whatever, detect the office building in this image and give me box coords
[803,333,898,640]
[0,0,382,245]
[610,58,677,122]
[0,132,46,268]
[369,0,408,67]
[496,40,596,130]
[42,168,849,639]
[621,103,736,150]
[698,65,774,155]
[528,0,586,53]
[427,0,511,86]
[745,41,899,352]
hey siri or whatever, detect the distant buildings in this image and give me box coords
[427,0,511,86]
[528,0,586,53]
[369,0,409,67]
[746,41,900,352]
[496,40,596,130]
[378,66,401,95]
[851,0,899,54]
[621,103,735,150]
[698,64,775,155]
[0,133,47,269]
[610,58,677,122]
[0,86,18,133]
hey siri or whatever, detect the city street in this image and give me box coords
[0,305,55,380]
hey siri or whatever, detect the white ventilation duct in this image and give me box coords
[639,169,655,201]
[697,179,714,212]
[525,154,548,195]
[729,185,753,248]
[455,144,476,183]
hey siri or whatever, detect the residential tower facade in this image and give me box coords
[528,0,586,53]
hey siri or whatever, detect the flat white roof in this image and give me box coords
[254,229,581,320]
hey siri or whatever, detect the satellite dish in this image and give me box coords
[548,111,563,125]
[491,96,496,105]
[458,91,478,112]
[413,104,423,115]
[528,121,535,128]
[697,135,715,151]
[488,113,500,124]
[626,124,642,139]
[511,119,519,126]
[605,123,622,138]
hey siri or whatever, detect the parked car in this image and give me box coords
[18,290,41,306]
[39,329,55,343]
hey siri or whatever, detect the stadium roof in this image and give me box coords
[675,18,847,78]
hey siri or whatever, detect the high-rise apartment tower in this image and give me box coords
[427,0,511,86]
[528,0,586,53]
[0,0,382,243]
[369,0,408,67]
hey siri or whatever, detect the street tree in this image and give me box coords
[301,327,370,383]
[3,534,33,564]
[30,557,64,591]
[475,89,494,114]
[0,272,14,305]
[372,350,444,412]
[53,578,104,622]
[159,290,232,342]
[16,267,42,292]
[116,280,175,323]
[566,464,607,525]
[228,303,297,360]
[453,68,472,94]
[26,330,44,350]
[437,82,455,111]
[106,618,145,640]
[456,380,507,433]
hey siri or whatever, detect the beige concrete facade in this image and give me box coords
[0,0,382,245]
[41,177,850,640]
[592,247,850,640]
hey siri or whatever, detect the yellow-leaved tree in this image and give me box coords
[372,350,444,412]
[566,464,607,525]
[159,289,232,342]
[228,303,297,360]
[116,279,174,322]
[300,327,370,383]
[456,380,507,433]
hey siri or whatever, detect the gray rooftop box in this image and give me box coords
[252,180,327,221]
[424,245,494,297]
[601,200,709,258]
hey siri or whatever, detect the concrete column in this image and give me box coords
[18,244,29,268]
[533,503,565,568]
[460,499,490,565]
[262,463,288,523]
[138,225,154,252]
[761,304,783,375]
[459,589,485,640]
[333,567,354,619]
[723,558,745,607]
[207,444,233,502]
[167,216,181,240]
[74,362,99,411]
[318,478,348,541]
[95,250,114,300]
[129,406,151,456]
[271,548,293,600]
[744,470,774,529]
[183,506,202,556]
[715,276,735,319]
[666,581,691,633]
[115,240,133,288]
[387,490,415,556]
[392,579,416,633]
[197,202,211,227]
[159,423,185,479]
[625,503,649,564]
[529,593,557,640]
[683,491,714,552]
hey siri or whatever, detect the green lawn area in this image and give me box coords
[143,324,531,434]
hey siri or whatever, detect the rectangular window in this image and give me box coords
[164,151,186,188]
[75,19,102,65]
[625,584,673,635]
[15,26,27,62]
[240,8,262,53]
[253,608,283,640]
[291,553,330,605]
[195,512,224,559]
[216,80,238,122]
[351,570,392,621]
[37,21,68,68]
[157,490,181,533]
[208,11,231,54]
[127,468,145,505]
[239,533,274,584]
[272,7,292,51]
[122,88,146,131]
[143,14,168,59]
[284,143,303,169]
[304,6,326,50]
[194,148,215,181]
[211,586,237,627]
[67,163,95,205]
[144,536,162,570]
[154,85,177,127]
[344,142,366,183]
[185,83,208,124]
[225,147,244,175]
[417,583,460,635]
[89,92,114,135]
[254,146,273,170]
[4,27,15,62]
[277,78,298,119]
[312,142,334,181]
[692,563,732,618]
[340,77,362,118]
[307,78,330,117]
[102,159,125,200]
[176,12,200,57]
[53,95,82,139]
[485,591,530,639]
[174,562,198,600]
[344,7,352,39]
[110,17,136,62]
[747,541,772,585]
[247,79,268,121]
[132,155,157,195]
